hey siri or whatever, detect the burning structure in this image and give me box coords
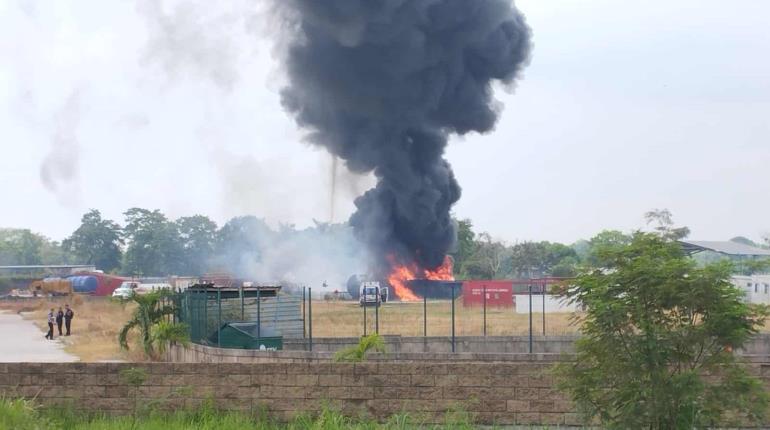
[274,0,532,299]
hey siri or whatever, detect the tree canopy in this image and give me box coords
[556,232,769,428]
[62,210,123,272]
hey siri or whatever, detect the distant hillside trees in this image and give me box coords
[0,228,69,266]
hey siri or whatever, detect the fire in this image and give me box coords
[387,255,454,301]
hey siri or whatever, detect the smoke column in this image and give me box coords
[274,0,532,274]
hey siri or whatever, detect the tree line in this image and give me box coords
[1,209,355,277]
[2,208,768,279]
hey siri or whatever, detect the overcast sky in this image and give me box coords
[1,0,768,245]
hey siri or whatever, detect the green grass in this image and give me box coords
[0,397,480,430]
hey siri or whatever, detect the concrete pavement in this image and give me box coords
[0,310,77,362]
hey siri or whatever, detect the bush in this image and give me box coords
[334,334,386,362]
[555,232,770,429]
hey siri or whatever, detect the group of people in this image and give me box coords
[44,304,74,340]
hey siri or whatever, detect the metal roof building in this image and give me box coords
[0,265,97,277]
[679,241,770,257]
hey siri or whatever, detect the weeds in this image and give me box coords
[0,397,491,429]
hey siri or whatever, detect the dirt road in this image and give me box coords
[0,311,77,362]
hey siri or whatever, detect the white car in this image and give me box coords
[112,281,139,299]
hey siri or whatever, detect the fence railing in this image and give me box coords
[172,283,577,353]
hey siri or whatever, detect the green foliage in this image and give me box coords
[176,215,218,276]
[1,397,478,429]
[555,232,770,429]
[0,228,48,265]
[122,208,185,276]
[334,333,386,362]
[0,397,55,430]
[644,208,691,240]
[583,229,632,267]
[151,320,190,354]
[62,209,123,272]
[118,291,184,359]
[451,218,476,278]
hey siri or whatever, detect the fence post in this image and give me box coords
[375,286,379,335]
[528,283,533,354]
[217,288,221,348]
[204,288,208,342]
[308,287,313,351]
[542,281,546,336]
[302,286,306,339]
[257,286,261,346]
[451,283,456,353]
[363,294,367,337]
[240,284,245,321]
[423,294,427,338]
[483,286,487,337]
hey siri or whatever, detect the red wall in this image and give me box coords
[462,280,514,308]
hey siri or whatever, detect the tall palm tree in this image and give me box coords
[118,291,188,358]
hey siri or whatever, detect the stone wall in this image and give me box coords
[1,361,575,425]
[3,361,770,427]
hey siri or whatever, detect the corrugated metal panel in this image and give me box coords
[203,294,304,339]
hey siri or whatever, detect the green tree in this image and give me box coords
[555,232,769,429]
[62,210,123,272]
[118,291,188,359]
[504,241,578,278]
[584,229,632,267]
[645,208,690,240]
[122,208,183,276]
[0,228,44,265]
[176,215,218,276]
[451,218,476,278]
[463,232,510,279]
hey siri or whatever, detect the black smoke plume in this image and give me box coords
[275,0,532,275]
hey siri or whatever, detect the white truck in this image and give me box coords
[359,281,388,306]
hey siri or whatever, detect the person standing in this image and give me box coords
[64,304,74,336]
[45,308,55,340]
[55,307,64,336]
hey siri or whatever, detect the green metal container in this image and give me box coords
[208,322,283,350]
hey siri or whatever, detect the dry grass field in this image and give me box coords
[6,295,770,362]
[0,297,144,362]
[310,300,581,338]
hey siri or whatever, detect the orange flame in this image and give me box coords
[387,255,454,301]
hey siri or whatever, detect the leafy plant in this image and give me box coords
[333,333,386,362]
[151,320,190,354]
[555,231,770,429]
[118,291,188,359]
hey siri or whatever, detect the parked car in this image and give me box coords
[112,281,139,299]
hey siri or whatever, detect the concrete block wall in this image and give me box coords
[3,361,770,427]
[282,335,579,354]
[164,341,574,364]
[0,361,579,426]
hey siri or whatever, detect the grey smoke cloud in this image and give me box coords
[40,90,82,207]
[272,0,532,275]
[135,0,260,91]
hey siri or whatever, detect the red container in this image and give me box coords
[462,280,514,308]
